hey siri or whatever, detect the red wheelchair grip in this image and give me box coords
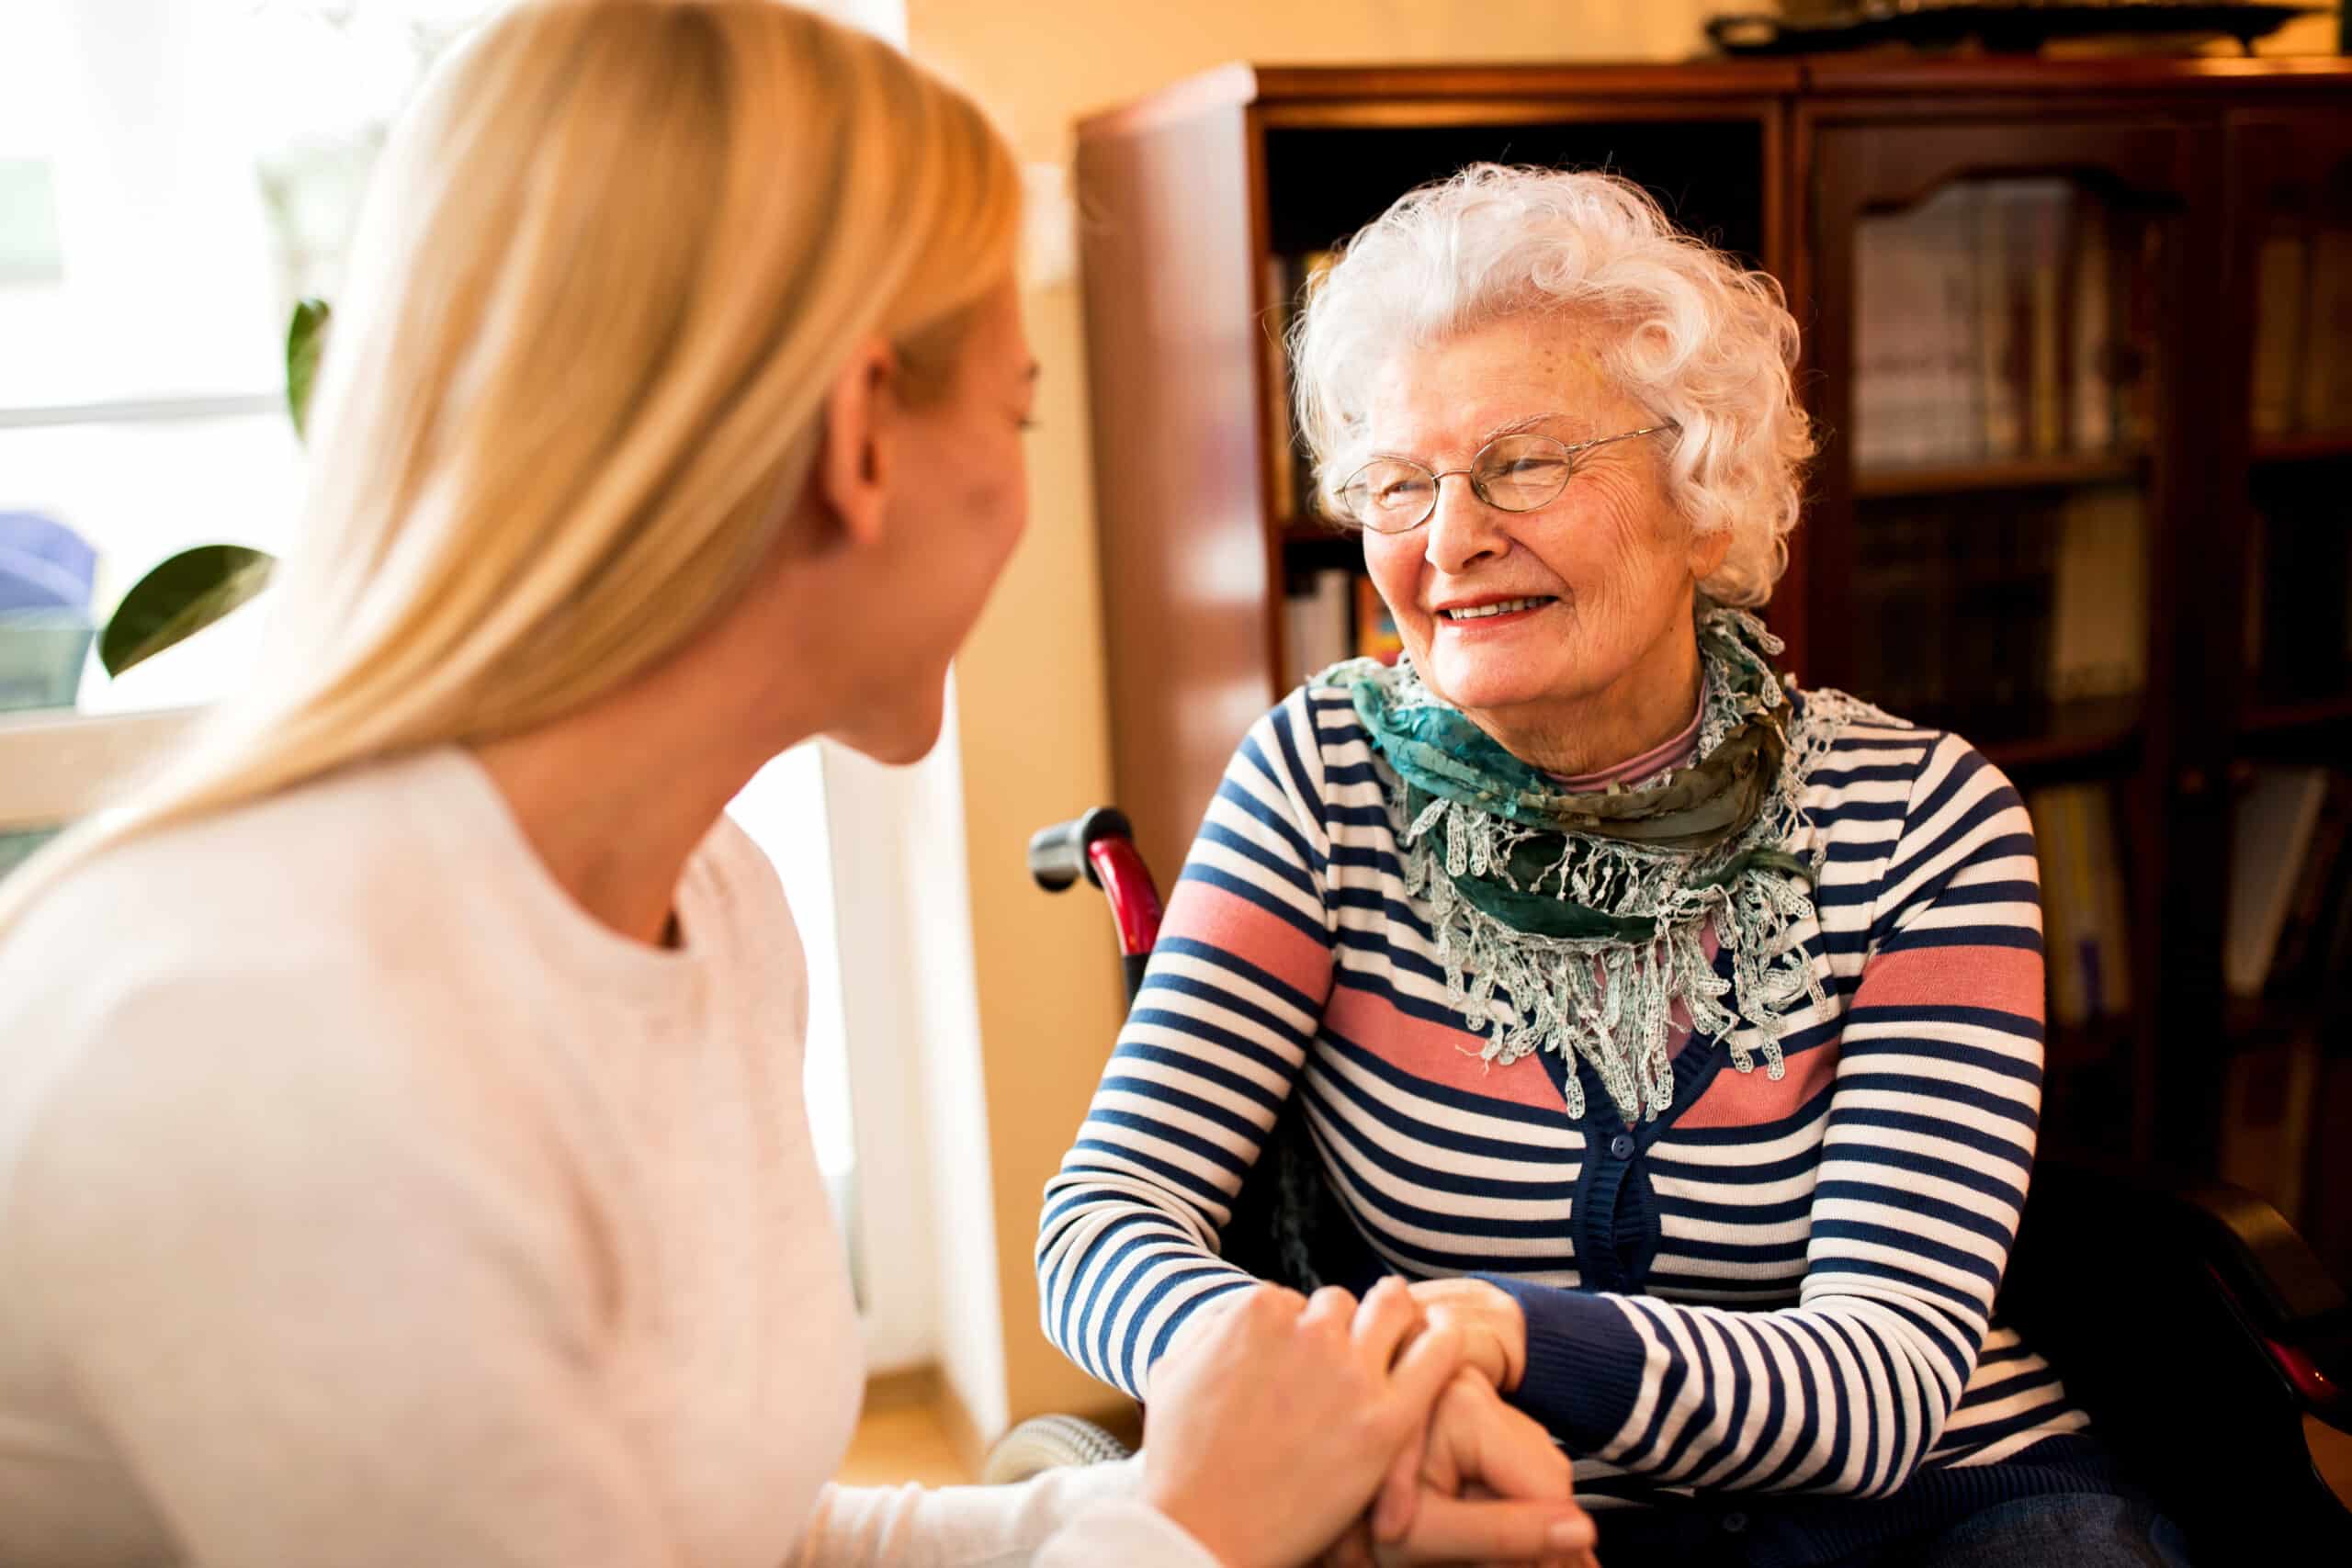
[1084,838,1164,957]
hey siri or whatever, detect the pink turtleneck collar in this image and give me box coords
[1546,701,1703,793]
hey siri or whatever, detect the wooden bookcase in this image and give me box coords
[1071,56,2352,1201]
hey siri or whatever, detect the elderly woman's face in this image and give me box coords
[1357,315,1723,731]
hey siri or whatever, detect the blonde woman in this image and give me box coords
[0,6,1597,1567]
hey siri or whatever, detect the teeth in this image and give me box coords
[1443,597,1547,621]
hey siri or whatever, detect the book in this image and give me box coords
[1352,573,1402,662]
[2116,218,2164,450]
[1853,209,1908,468]
[2225,766,2332,997]
[1975,184,2025,461]
[2067,194,2114,454]
[2046,485,2146,703]
[2268,772,2352,994]
[1283,569,1352,687]
[2023,182,2069,457]
[2030,782,2132,1027]
[1262,254,1297,520]
[2079,786,2132,1020]
[2297,223,2352,435]
[2031,784,2087,1028]
[1925,185,1982,464]
[2251,224,2309,438]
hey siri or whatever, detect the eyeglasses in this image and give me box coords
[1331,424,1679,534]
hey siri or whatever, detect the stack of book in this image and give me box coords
[1852,179,2154,471]
[2251,217,2352,440]
[1852,483,2146,724]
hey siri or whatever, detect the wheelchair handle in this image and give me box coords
[1027,807,1165,1003]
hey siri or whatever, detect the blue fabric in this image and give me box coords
[1904,1493,2192,1568]
[0,513,96,614]
[1580,1438,2179,1568]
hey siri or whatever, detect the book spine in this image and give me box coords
[2252,225,2310,438]
[1263,254,1297,522]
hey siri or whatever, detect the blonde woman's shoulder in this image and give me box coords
[0,750,481,1024]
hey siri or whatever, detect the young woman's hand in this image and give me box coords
[1139,1278,1458,1568]
[1404,1278,1528,1392]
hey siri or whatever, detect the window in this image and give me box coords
[0,0,939,1370]
[0,0,501,716]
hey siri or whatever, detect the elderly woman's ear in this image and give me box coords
[1688,518,1734,583]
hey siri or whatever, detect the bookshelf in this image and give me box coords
[1071,57,2352,1243]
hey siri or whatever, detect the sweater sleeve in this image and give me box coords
[1480,736,2046,1498]
[5,968,685,1568]
[1035,689,1342,1397]
[791,1459,1220,1567]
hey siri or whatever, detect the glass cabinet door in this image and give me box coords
[1805,118,2211,1163]
[2217,109,2352,1280]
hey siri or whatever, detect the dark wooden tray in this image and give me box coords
[1708,3,2323,57]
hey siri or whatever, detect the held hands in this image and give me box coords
[1403,1278,1529,1393]
[1140,1278,1589,1568]
[1139,1279,1464,1568]
[1328,1371,1598,1568]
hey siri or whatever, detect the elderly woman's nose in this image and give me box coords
[1423,479,1510,572]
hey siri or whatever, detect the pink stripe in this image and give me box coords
[1852,944,2045,1021]
[1159,880,1334,1003]
[1323,981,1565,1109]
[1674,1032,1840,1129]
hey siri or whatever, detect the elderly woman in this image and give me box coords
[1039,167,2189,1567]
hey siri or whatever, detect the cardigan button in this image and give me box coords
[1721,1511,1750,1534]
[1608,1133,1635,1160]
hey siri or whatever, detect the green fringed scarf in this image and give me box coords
[1321,605,1888,1123]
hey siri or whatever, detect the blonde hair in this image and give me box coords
[1,0,1020,934]
[1293,164,1814,606]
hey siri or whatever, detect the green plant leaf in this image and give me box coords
[99,545,277,678]
[286,297,331,440]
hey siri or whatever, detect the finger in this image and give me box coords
[1453,1388,1574,1504]
[1300,1284,1359,1336]
[1385,1319,1464,1422]
[1351,1275,1424,1371]
[1321,1518,1376,1568]
[1387,1495,1595,1563]
[1250,1282,1309,1318]
[1370,1416,1427,1543]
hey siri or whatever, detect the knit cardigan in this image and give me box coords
[1036,683,2126,1566]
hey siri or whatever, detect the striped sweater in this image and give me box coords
[1037,682,2106,1551]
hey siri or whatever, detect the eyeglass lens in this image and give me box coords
[1339,433,1575,532]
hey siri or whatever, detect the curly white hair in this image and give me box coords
[1290,164,1814,607]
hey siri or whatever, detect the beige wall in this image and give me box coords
[905,0,1734,1428]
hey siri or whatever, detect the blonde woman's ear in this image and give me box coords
[814,337,899,551]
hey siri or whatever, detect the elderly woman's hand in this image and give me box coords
[1406,1278,1527,1393]
[1319,1370,1596,1568]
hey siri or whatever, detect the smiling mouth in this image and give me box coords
[1440,596,1557,622]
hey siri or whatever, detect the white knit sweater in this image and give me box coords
[0,747,1206,1568]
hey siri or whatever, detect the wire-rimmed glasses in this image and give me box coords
[1331,424,1679,534]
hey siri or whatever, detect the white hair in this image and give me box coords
[1290,164,1813,606]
